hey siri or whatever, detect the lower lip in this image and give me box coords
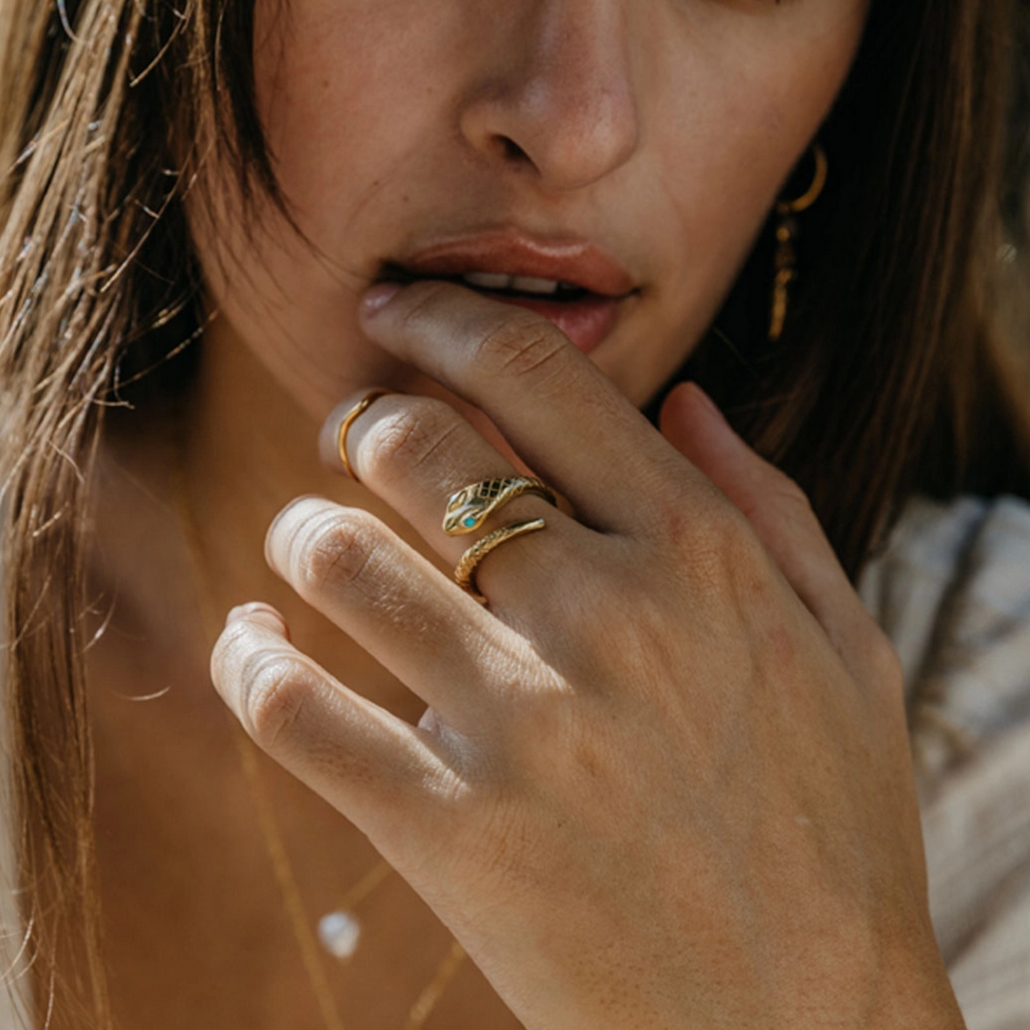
[477,292,622,354]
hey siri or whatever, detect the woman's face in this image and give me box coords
[196,0,870,426]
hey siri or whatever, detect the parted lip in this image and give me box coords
[381,227,637,298]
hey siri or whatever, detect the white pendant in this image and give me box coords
[317,910,361,960]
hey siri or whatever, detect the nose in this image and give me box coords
[459,1,641,192]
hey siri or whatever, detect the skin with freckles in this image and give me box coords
[197,0,870,418]
[82,0,966,1027]
[211,284,965,1030]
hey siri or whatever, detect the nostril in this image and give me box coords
[499,135,531,164]
[462,78,640,192]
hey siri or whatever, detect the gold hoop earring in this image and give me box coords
[768,142,828,342]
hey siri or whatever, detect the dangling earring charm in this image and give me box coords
[769,142,828,341]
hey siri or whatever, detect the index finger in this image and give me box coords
[359,280,720,537]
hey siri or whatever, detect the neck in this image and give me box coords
[92,316,434,722]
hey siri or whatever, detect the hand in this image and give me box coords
[211,282,965,1030]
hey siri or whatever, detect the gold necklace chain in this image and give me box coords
[170,412,466,1030]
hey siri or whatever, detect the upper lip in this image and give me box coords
[383,228,637,298]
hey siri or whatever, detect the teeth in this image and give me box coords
[462,272,514,290]
[460,272,564,296]
[510,276,560,295]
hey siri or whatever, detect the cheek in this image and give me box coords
[251,1,468,239]
[253,15,389,222]
[650,5,869,300]
[595,5,868,401]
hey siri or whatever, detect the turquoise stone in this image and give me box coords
[463,516,477,528]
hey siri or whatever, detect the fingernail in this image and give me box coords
[362,282,402,317]
[225,602,286,629]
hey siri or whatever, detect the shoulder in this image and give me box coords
[858,494,1030,1028]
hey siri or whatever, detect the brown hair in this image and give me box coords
[673,0,1030,574]
[0,1,263,1024]
[1,0,1028,1026]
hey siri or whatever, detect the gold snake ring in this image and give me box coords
[453,518,548,603]
[443,476,557,535]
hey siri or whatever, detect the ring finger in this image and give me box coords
[317,388,598,612]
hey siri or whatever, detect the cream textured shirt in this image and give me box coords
[0,492,1027,1027]
[858,493,1030,1029]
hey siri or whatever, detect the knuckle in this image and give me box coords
[239,649,312,750]
[472,314,569,382]
[866,629,905,690]
[774,470,813,511]
[361,399,463,483]
[666,497,755,572]
[771,472,816,522]
[658,499,776,609]
[746,467,815,529]
[298,510,384,593]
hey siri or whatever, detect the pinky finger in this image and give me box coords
[210,603,459,856]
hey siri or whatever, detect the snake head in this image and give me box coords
[443,479,514,535]
[443,483,493,535]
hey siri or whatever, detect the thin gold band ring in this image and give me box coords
[337,389,394,483]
